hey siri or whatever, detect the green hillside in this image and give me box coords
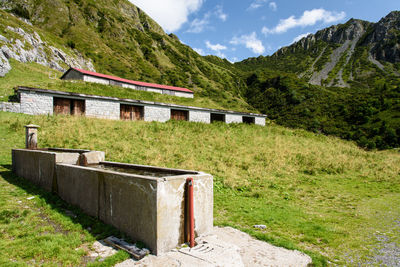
[235,13,400,149]
[0,112,399,265]
[241,70,400,149]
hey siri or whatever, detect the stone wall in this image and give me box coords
[122,83,136,89]
[226,114,243,124]
[147,88,163,94]
[0,102,21,113]
[175,91,194,98]
[144,105,170,122]
[83,75,110,85]
[255,117,266,126]
[15,88,267,126]
[86,99,120,120]
[189,110,210,123]
[20,90,53,115]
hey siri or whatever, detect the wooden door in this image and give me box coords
[132,106,143,120]
[72,100,85,116]
[54,98,71,115]
[120,104,143,121]
[120,104,131,120]
[171,109,188,121]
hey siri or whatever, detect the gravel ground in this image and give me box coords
[343,217,400,266]
[365,218,400,266]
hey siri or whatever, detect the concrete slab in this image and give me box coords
[116,226,312,267]
[80,151,105,166]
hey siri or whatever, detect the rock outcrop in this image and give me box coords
[0,22,95,77]
[271,11,400,87]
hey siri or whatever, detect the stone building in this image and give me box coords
[8,86,267,126]
[61,68,194,98]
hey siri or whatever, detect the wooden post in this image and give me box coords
[25,124,40,149]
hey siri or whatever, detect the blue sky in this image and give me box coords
[130,0,399,62]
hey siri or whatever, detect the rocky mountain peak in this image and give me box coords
[312,18,369,44]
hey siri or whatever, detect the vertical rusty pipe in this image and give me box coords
[187,177,195,248]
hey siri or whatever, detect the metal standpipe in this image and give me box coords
[186,177,195,248]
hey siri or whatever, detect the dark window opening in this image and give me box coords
[211,113,225,123]
[171,109,188,121]
[163,90,175,96]
[242,116,255,124]
[54,97,85,115]
[110,80,123,87]
[120,104,144,121]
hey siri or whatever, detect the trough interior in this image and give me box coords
[91,162,199,178]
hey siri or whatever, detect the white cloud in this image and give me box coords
[292,32,312,43]
[248,0,268,10]
[129,0,204,32]
[215,5,227,21]
[187,13,211,33]
[193,48,205,55]
[187,5,227,33]
[269,2,277,11]
[262,8,346,35]
[230,32,265,54]
[205,41,227,51]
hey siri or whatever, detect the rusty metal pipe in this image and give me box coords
[187,177,195,248]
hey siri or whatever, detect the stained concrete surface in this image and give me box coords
[116,226,312,267]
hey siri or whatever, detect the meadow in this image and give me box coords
[0,111,399,265]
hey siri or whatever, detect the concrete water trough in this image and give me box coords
[12,128,213,255]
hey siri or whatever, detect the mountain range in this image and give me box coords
[0,0,399,149]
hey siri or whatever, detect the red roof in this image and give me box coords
[68,68,194,93]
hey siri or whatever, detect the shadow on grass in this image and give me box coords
[0,164,132,266]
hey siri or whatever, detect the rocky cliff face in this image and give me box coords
[0,12,95,77]
[362,11,400,63]
[245,11,400,88]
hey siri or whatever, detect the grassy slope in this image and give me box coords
[0,111,399,266]
[0,60,256,112]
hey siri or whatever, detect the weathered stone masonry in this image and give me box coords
[20,89,53,115]
[85,99,120,120]
[0,101,20,113]
[6,86,267,126]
